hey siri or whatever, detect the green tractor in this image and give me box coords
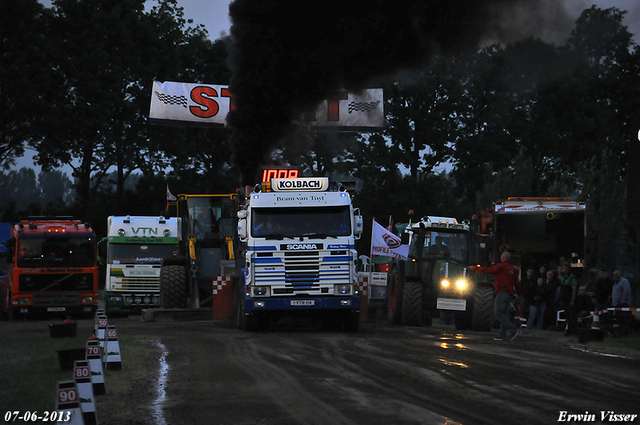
[386,216,494,331]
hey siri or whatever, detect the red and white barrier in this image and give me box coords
[212,276,234,320]
[590,307,638,330]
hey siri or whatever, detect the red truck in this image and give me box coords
[0,217,99,319]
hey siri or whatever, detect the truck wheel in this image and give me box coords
[236,295,261,331]
[344,311,360,333]
[401,281,423,326]
[241,311,259,332]
[236,298,243,329]
[472,286,494,331]
[0,295,8,320]
[160,265,188,309]
[387,267,404,324]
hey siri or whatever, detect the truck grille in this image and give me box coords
[110,266,161,292]
[32,292,80,307]
[19,274,94,292]
[253,250,352,292]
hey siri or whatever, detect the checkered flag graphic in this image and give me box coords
[212,276,231,295]
[348,100,380,114]
[154,91,188,108]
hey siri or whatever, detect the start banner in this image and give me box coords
[149,81,384,131]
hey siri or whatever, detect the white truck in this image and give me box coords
[101,216,181,315]
[236,177,363,331]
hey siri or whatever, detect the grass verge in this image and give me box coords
[0,319,160,424]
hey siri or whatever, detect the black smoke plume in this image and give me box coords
[227,0,571,184]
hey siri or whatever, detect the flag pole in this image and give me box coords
[370,217,376,259]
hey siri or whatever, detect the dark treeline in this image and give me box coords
[1,1,638,274]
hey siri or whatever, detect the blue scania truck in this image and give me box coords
[236,177,363,331]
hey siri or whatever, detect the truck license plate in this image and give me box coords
[48,307,66,312]
[290,300,315,306]
[437,298,466,311]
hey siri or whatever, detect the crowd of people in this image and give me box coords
[469,251,636,339]
[517,261,634,337]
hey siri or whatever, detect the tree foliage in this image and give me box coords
[0,4,637,271]
[0,0,50,168]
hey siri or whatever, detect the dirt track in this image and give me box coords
[100,317,639,425]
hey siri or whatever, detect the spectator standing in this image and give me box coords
[554,265,564,306]
[543,270,559,329]
[574,285,594,328]
[469,251,523,341]
[611,270,632,307]
[609,270,633,337]
[591,269,613,312]
[520,267,536,320]
[537,265,547,281]
[560,263,579,336]
[527,277,550,330]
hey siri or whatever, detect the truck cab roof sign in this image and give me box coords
[271,177,329,192]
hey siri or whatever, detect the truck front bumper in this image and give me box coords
[245,296,359,312]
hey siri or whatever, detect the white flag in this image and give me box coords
[166,185,177,202]
[370,220,409,260]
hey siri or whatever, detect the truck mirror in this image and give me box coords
[97,238,107,264]
[354,215,363,239]
[237,218,247,241]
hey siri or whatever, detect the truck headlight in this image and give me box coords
[108,296,122,302]
[18,297,31,305]
[334,284,352,295]
[252,286,269,296]
[441,279,450,288]
[456,279,467,290]
[82,296,94,303]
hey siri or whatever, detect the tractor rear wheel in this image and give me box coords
[472,286,494,331]
[160,265,188,309]
[401,281,423,326]
[387,267,404,324]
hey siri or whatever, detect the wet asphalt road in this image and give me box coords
[108,317,640,425]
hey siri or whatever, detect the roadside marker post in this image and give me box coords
[105,325,123,371]
[55,380,84,425]
[73,360,97,425]
[94,310,104,334]
[86,339,106,395]
[591,312,601,330]
[96,315,108,352]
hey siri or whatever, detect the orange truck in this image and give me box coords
[0,217,99,319]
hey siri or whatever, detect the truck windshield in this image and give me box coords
[186,197,236,241]
[252,206,351,238]
[107,244,175,264]
[17,234,96,268]
[494,211,585,266]
[420,231,469,263]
